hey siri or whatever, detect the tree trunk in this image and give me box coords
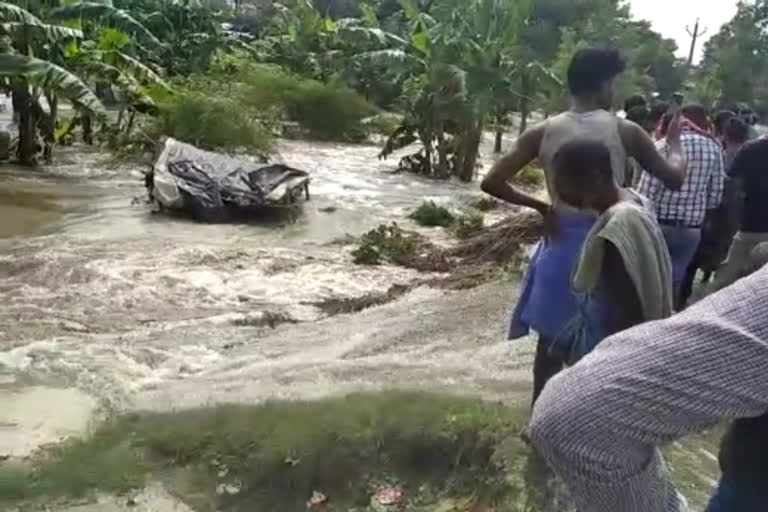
[42,93,57,163]
[494,128,503,153]
[126,110,136,134]
[13,86,36,166]
[82,115,93,145]
[457,124,482,182]
[518,95,529,135]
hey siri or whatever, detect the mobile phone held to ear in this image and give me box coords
[666,93,684,118]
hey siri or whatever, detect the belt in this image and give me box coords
[658,218,701,229]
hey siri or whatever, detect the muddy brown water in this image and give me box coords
[0,137,534,410]
[0,137,720,510]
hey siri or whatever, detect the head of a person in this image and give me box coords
[724,117,750,148]
[626,105,649,126]
[624,94,647,113]
[552,138,617,212]
[681,104,711,132]
[735,104,756,125]
[567,47,627,110]
[714,110,736,138]
[647,101,669,134]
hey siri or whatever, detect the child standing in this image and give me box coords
[549,138,673,363]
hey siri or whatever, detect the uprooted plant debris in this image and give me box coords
[352,211,543,288]
[310,284,412,315]
[351,223,452,272]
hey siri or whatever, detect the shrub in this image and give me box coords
[352,223,420,266]
[281,79,375,142]
[454,212,485,239]
[150,90,274,155]
[236,64,376,142]
[513,165,544,187]
[363,112,404,137]
[409,201,455,227]
[468,197,500,212]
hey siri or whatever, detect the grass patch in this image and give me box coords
[409,201,456,227]
[0,392,533,511]
[454,212,485,239]
[468,197,500,212]
[352,223,421,266]
[311,284,411,315]
[513,165,544,188]
[281,79,375,142]
[149,89,275,156]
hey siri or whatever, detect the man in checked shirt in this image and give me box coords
[636,105,726,309]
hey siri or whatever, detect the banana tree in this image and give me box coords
[0,2,105,164]
[352,0,537,181]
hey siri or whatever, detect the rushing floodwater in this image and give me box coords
[0,137,723,510]
[0,136,536,410]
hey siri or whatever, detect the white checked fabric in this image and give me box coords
[637,130,726,227]
[530,265,768,512]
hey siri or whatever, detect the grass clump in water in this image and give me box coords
[468,197,500,212]
[454,212,485,239]
[409,201,456,227]
[0,392,531,511]
[352,223,420,266]
[513,165,544,188]
[149,89,275,156]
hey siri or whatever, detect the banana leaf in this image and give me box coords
[51,3,162,50]
[0,53,105,115]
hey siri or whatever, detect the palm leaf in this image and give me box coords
[0,2,41,24]
[51,3,162,50]
[0,22,83,44]
[0,53,105,115]
[78,59,138,91]
[112,52,169,90]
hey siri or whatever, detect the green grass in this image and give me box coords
[468,197,500,212]
[0,392,532,512]
[352,223,421,266]
[409,201,456,227]
[513,166,544,188]
[454,212,485,239]
[149,90,275,155]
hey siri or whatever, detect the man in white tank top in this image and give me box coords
[481,47,687,407]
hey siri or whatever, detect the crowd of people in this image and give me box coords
[481,47,768,511]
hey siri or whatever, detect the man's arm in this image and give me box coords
[601,242,643,334]
[706,146,726,211]
[481,124,549,215]
[620,118,686,190]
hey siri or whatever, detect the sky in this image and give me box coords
[627,0,740,62]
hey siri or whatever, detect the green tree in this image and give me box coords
[697,0,768,111]
[0,2,105,165]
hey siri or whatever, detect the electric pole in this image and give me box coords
[686,18,708,67]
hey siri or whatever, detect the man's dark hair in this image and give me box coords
[725,117,750,144]
[624,94,647,113]
[714,110,736,135]
[567,47,626,96]
[626,105,648,125]
[681,104,710,131]
[648,102,669,125]
[552,138,614,186]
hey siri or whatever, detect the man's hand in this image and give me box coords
[666,111,683,145]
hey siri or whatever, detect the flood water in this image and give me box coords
[0,137,722,509]
[0,136,534,410]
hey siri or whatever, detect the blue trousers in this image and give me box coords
[660,225,701,306]
[706,476,768,512]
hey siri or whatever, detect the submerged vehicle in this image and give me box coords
[146,138,310,221]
